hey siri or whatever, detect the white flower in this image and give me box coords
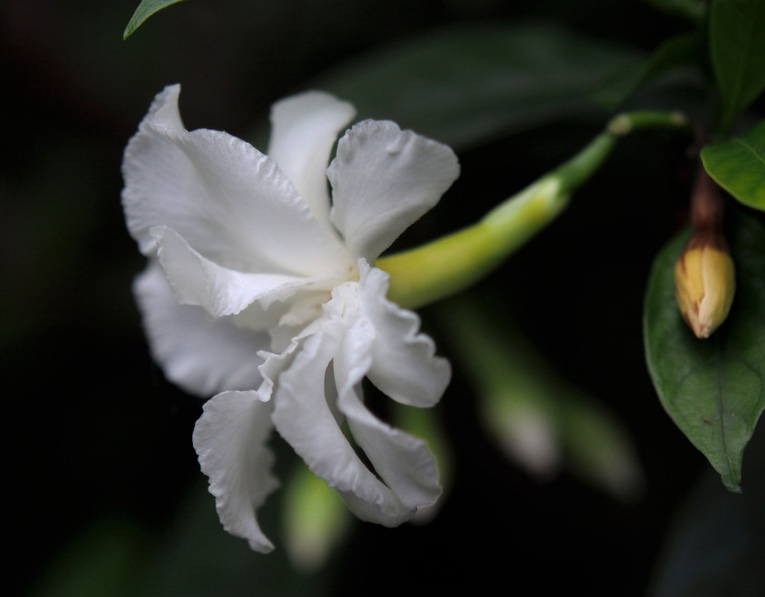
[122,85,459,552]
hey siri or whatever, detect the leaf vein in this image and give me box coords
[731,137,765,169]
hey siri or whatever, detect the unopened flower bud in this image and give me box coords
[674,229,735,339]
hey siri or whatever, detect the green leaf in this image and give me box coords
[123,0,187,40]
[648,0,707,22]
[648,454,765,597]
[130,477,333,596]
[644,213,765,492]
[701,119,765,210]
[636,32,707,90]
[309,23,645,150]
[709,0,765,134]
[29,516,148,597]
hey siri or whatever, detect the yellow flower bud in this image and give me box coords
[674,230,735,339]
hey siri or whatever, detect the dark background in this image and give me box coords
[2,1,742,596]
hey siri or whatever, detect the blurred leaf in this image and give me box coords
[614,28,711,120]
[123,0,187,40]
[29,517,147,597]
[648,0,707,22]
[644,213,765,492]
[648,430,765,596]
[309,23,646,150]
[441,296,644,499]
[701,119,765,210]
[709,0,765,134]
[633,32,707,93]
[132,476,336,597]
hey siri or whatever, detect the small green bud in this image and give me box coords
[674,230,735,339]
[282,464,352,573]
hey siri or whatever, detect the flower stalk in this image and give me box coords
[378,110,689,309]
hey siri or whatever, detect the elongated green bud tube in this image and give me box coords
[378,111,688,309]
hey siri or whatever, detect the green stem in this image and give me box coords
[377,110,689,309]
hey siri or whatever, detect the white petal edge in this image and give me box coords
[337,391,442,519]
[193,391,279,553]
[272,320,418,526]
[151,226,342,319]
[268,91,356,231]
[332,286,442,515]
[133,263,269,397]
[122,84,350,276]
[328,119,460,262]
[359,261,451,407]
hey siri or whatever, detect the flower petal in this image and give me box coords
[332,288,442,516]
[337,391,442,518]
[268,91,356,231]
[133,263,269,397]
[193,391,279,553]
[151,226,338,330]
[272,320,417,527]
[122,84,350,276]
[327,120,460,261]
[359,262,451,407]
[151,226,341,321]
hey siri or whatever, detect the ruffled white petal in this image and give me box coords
[225,287,327,356]
[133,263,269,397]
[272,319,419,526]
[151,225,340,320]
[254,316,318,403]
[273,281,441,526]
[193,391,279,553]
[336,390,441,519]
[332,285,441,517]
[122,84,350,276]
[268,91,356,231]
[327,120,460,262]
[358,262,451,407]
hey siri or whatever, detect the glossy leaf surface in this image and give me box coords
[645,214,765,492]
[702,119,765,210]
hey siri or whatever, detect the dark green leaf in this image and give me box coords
[635,32,707,91]
[131,478,334,596]
[701,119,765,210]
[648,445,765,597]
[309,23,645,150]
[648,0,706,22]
[644,213,765,492]
[29,516,147,597]
[709,0,765,134]
[123,0,187,40]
